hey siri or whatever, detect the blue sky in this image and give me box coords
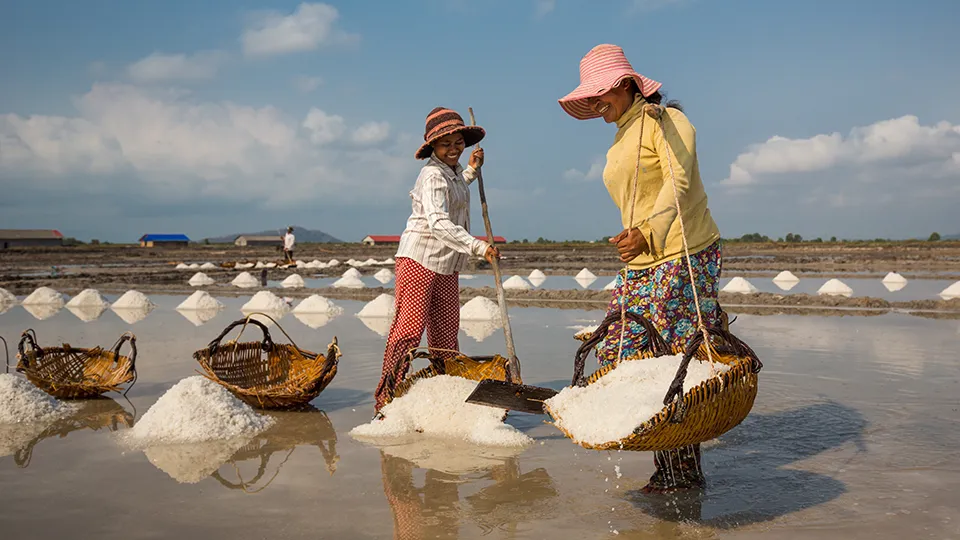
[2,0,959,242]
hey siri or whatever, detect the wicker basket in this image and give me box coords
[384,348,513,405]
[14,329,138,399]
[545,311,762,452]
[193,315,341,409]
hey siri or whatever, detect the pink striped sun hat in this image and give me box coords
[558,44,662,120]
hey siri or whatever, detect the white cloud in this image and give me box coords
[535,0,556,17]
[242,3,358,57]
[294,75,323,93]
[722,115,960,187]
[563,157,605,182]
[127,51,226,83]
[352,121,390,145]
[0,84,416,207]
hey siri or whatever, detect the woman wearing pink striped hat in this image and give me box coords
[372,107,501,415]
[559,44,724,494]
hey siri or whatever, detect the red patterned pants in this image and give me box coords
[374,257,460,411]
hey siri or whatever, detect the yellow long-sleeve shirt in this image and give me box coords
[603,95,721,270]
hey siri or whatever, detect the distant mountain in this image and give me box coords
[205,226,343,244]
[944,233,960,240]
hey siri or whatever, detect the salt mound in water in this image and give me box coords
[818,279,853,297]
[112,290,155,309]
[460,296,501,322]
[21,287,64,306]
[177,291,224,311]
[882,272,907,285]
[188,272,215,286]
[241,291,289,313]
[544,356,729,445]
[200,262,218,270]
[0,288,17,305]
[342,268,362,279]
[939,281,960,300]
[333,275,365,289]
[125,376,273,446]
[576,268,596,280]
[502,275,532,290]
[0,373,79,424]
[603,279,617,291]
[528,269,546,280]
[773,270,799,283]
[231,272,260,288]
[66,288,109,308]
[357,293,396,318]
[374,268,394,280]
[293,295,344,315]
[175,263,190,270]
[281,274,305,289]
[349,375,532,447]
[722,277,759,294]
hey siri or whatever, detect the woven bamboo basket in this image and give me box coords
[193,314,341,409]
[384,348,513,405]
[14,329,138,398]
[545,311,762,452]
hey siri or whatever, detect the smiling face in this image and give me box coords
[588,79,637,123]
[432,132,466,168]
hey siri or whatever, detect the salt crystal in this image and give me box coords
[66,288,109,308]
[940,281,960,300]
[773,270,800,283]
[528,269,546,280]
[112,290,156,310]
[350,375,532,447]
[21,287,64,307]
[818,279,853,297]
[281,274,305,289]
[231,272,260,288]
[241,291,289,313]
[188,272,215,286]
[576,268,596,280]
[722,277,759,294]
[545,356,729,445]
[0,288,17,305]
[200,262,218,270]
[342,268,362,279]
[177,291,224,311]
[0,373,79,424]
[293,295,344,315]
[332,275,365,289]
[122,376,274,446]
[882,272,907,285]
[460,296,501,322]
[503,275,532,290]
[357,293,396,318]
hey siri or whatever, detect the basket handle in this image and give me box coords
[661,326,763,407]
[1,336,9,374]
[572,311,670,387]
[383,347,458,392]
[17,329,43,368]
[110,332,138,369]
[207,318,275,357]
[316,337,341,384]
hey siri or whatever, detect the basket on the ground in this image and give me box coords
[545,311,762,452]
[14,329,138,398]
[384,348,513,405]
[193,315,341,409]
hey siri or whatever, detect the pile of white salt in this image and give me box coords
[293,295,343,315]
[722,277,759,294]
[241,291,289,313]
[21,287,64,307]
[200,262,218,270]
[374,268,394,284]
[176,291,224,311]
[123,376,274,446]
[576,268,596,280]
[604,279,617,290]
[939,281,960,300]
[342,268,362,279]
[231,272,260,288]
[333,275,365,289]
[818,279,853,297]
[112,290,156,310]
[357,293,396,318]
[460,296,501,322]
[188,272,215,286]
[0,374,79,424]
[882,272,907,285]
[545,356,729,445]
[528,269,546,280]
[502,275,532,290]
[66,288,109,308]
[773,270,800,283]
[281,274,305,289]
[175,263,190,270]
[349,375,532,447]
[0,288,17,305]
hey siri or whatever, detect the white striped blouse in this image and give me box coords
[395,153,490,275]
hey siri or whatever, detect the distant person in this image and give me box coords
[372,107,500,417]
[282,227,295,264]
[558,44,723,494]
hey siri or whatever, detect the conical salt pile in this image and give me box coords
[281,274,305,289]
[0,288,17,305]
[604,279,617,290]
[66,288,109,308]
[357,293,396,318]
[363,258,378,266]
[200,262,218,270]
[188,272,215,286]
[576,268,596,280]
[241,291,289,313]
[343,268,362,279]
[188,263,200,269]
[175,263,190,270]
[293,295,344,315]
[722,277,759,294]
[21,287,64,306]
[383,258,395,265]
[773,271,799,283]
[528,269,546,280]
[177,291,224,311]
[231,272,260,288]
[460,297,502,322]
[502,276,532,290]
[333,275,365,289]
[327,259,340,267]
[882,272,907,285]
[112,290,156,310]
[939,281,960,300]
[374,268,394,281]
[818,279,853,297]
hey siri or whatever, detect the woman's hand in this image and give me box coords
[609,228,649,262]
[483,245,500,265]
[469,147,484,170]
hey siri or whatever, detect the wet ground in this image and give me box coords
[1,296,958,539]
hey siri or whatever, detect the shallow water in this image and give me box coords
[1,297,958,539]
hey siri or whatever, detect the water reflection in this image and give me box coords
[460,320,499,342]
[293,312,337,329]
[111,306,154,324]
[21,303,62,321]
[883,281,907,292]
[358,316,392,337]
[67,304,108,322]
[176,307,222,327]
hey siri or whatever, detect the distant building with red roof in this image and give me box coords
[0,229,64,249]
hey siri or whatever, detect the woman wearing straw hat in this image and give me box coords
[372,107,501,415]
[559,44,723,493]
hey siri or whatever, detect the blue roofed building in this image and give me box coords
[139,234,190,248]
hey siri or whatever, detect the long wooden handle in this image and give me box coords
[468,107,521,383]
